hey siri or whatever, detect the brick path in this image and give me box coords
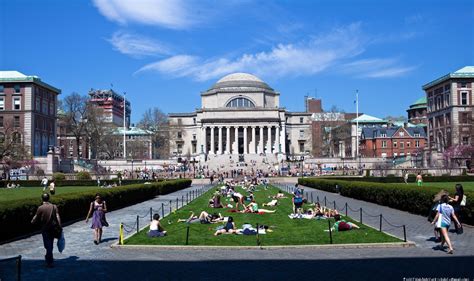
[1,182,473,281]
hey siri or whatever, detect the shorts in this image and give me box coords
[440,222,450,228]
[232,196,241,203]
[294,203,303,209]
[417,180,422,186]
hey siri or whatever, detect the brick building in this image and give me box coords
[306,97,358,157]
[423,66,474,152]
[360,126,427,158]
[407,97,428,126]
[88,89,131,127]
[0,71,60,156]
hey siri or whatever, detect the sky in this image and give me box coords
[1,0,473,123]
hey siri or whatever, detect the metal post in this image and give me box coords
[161,203,165,218]
[17,255,22,281]
[256,223,260,246]
[328,220,333,244]
[379,214,383,232]
[403,225,407,242]
[360,208,363,223]
[311,193,313,203]
[169,200,172,214]
[333,201,336,210]
[324,196,327,207]
[317,196,320,203]
[182,195,184,207]
[345,203,348,217]
[185,224,190,245]
[150,207,152,221]
[176,198,179,210]
[136,215,139,234]
[305,192,308,199]
[187,193,189,203]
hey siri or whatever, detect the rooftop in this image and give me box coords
[204,72,275,95]
[216,73,263,83]
[0,70,61,93]
[351,114,387,124]
[113,127,153,136]
[422,66,474,90]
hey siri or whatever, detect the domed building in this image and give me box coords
[168,73,312,165]
[406,96,427,126]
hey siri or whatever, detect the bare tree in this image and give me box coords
[61,92,89,159]
[137,107,170,159]
[0,119,31,179]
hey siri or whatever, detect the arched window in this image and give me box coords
[226,97,255,108]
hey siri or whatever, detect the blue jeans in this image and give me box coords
[42,231,54,265]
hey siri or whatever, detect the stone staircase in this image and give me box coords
[204,153,281,172]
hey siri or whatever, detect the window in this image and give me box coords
[460,82,468,88]
[14,85,20,93]
[226,97,255,108]
[12,132,21,144]
[382,140,387,148]
[35,97,40,111]
[0,116,3,127]
[399,132,404,137]
[177,131,182,139]
[461,92,468,105]
[415,140,420,148]
[299,142,305,153]
[0,97,4,110]
[400,142,404,149]
[407,142,411,148]
[192,134,196,140]
[193,118,196,124]
[380,133,387,138]
[13,97,21,110]
[0,85,4,92]
[413,133,421,137]
[462,136,470,145]
[460,112,470,124]
[299,130,304,138]
[14,116,20,127]
[393,141,397,148]
[300,117,304,123]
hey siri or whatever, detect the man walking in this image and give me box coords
[31,193,62,268]
[41,176,49,191]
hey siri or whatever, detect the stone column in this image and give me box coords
[218,126,223,154]
[210,127,215,154]
[251,126,256,154]
[202,126,207,154]
[234,126,239,154]
[281,124,286,154]
[275,126,280,153]
[226,127,230,154]
[267,126,272,154]
[243,126,248,154]
[259,126,264,154]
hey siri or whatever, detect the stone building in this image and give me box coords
[0,71,60,156]
[168,73,312,167]
[407,97,428,126]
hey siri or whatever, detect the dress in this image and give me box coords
[91,201,109,229]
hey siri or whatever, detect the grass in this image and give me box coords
[405,181,474,192]
[0,186,102,202]
[125,185,401,246]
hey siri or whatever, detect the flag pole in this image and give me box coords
[123,92,127,159]
[356,90,359,163]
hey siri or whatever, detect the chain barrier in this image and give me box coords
[381,215,404,228]
[121,222,137,233]
[361,209,382,218]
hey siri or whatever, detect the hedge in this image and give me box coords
[319,175,474,183]
[299,178,474,225]
[0,179,163,188]
[0,179,191,242]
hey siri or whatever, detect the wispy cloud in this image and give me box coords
[92,0,197,29]
[344,58,417,78]
[108,31,170,58]
[136,23,367,81]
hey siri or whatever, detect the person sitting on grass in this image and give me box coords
[244,199,276,214]
[332,214,360,231]
[214,216,238,236]
[209,191,223,208]
[177,211,224,224]
[148,214,167,237]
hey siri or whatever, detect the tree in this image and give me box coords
[442,144,474,168]
[137,107,170,159]
[61,92,89,159]
[0,119,31,179]
[83,104,115,160]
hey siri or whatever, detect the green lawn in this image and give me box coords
[0,186,102,202]
[405,181,474,192]
[125,185,401,246]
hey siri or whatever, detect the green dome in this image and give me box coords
[412,97,427,105]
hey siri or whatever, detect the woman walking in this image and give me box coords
[449,184,465,233]
[85,193,109,244]
[431,194,461,254]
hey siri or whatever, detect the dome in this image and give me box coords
[216,73,264,83]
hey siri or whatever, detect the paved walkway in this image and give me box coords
[1,182,473,281]
[275,183,474,254]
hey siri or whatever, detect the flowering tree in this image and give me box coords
[442,145,474,168]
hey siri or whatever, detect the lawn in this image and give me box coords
[406,181,474,192]
[0,186,102,202]
[125,185,401,246]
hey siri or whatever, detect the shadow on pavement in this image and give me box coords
[8,256,474,281]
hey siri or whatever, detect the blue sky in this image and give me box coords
[1,0,473,123]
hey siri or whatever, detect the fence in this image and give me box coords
[281,184,407,243]
[119,184,214,245]
[0,255,22,281]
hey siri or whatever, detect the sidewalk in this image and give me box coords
[276,183,474,254]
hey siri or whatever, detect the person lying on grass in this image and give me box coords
[270,192,287,199]
[148,214,167,237]
[214,216,238,236]
[243,199,276,214]
[177,211,224,224]
[262,199,278,207]
[332,214,360,231]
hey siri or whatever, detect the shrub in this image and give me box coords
[76,171,92,180]
[0,179,191,242]
[299,178,474,225]
[53,172,66,181]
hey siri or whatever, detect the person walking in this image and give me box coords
[404,171,409,184]
[48,179,56,195]
[41,176,49,191]
[449,184,465,233]
[85,193,109,244]
[431,194,461,254]
[31,193,62,268]
[416,173,423,187]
